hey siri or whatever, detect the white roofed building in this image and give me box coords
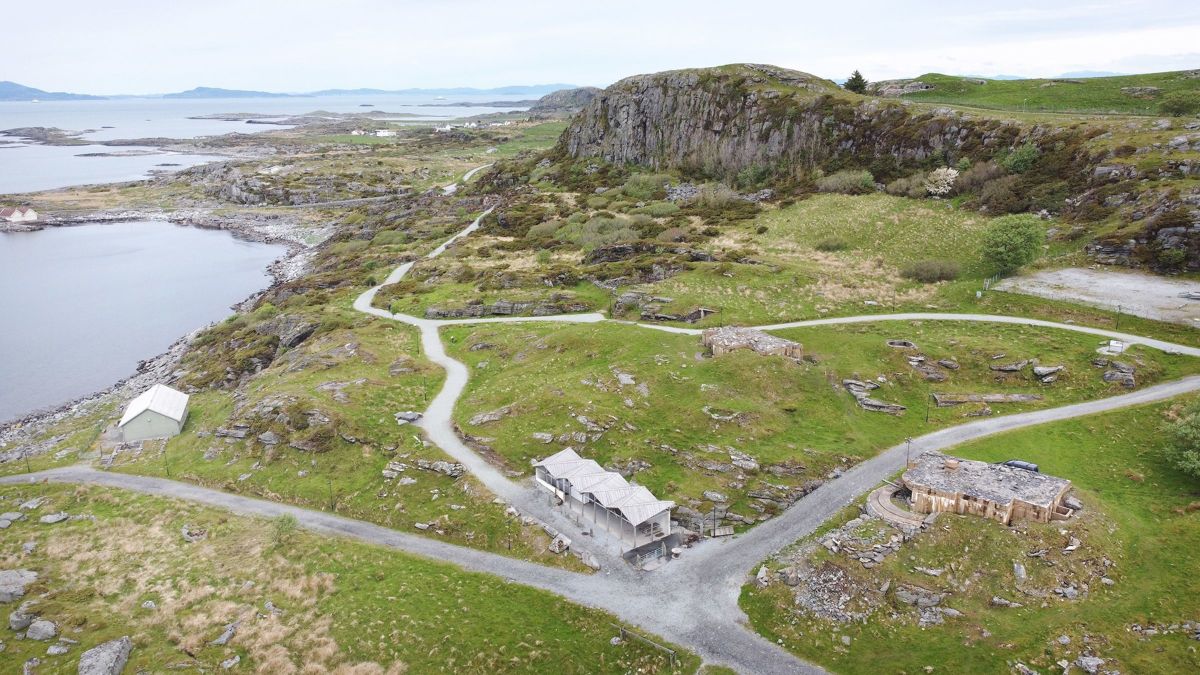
[534,448,674,551]
[118,384,190,442]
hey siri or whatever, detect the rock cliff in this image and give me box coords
[557,64,1021,178]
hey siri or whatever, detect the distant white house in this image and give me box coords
[433,125,454,133]
[0,207,37,223]
[350,129,366,136]
[374,129,397,137]
[118,384,190,442]
[534,448,674,551]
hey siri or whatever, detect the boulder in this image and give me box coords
[39,513,69,525]
[77,636,132,675]
[26,619,58,640]
[393,411,422,425]
[257,431,280,445]
[210,620,239,646]
[9,600,39,630]
[702,490,729,503]
[0,512,24,522]
[0,570,38,602]
[1075,656,1105,674]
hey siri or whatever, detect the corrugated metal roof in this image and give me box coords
[118,384,190,427]
[535,447,674,526]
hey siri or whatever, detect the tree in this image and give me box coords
[923,167,959,197]
[980,215,1043,275]
[844,70,868,94]
[1164,400,1200,479]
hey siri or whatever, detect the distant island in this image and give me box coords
[0,80,104,101]
[162,87,301,99]
[0,80,584,101]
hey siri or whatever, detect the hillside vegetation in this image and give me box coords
[874,70,1200,115]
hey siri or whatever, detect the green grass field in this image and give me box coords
[891,70,1200,115]
[444,318,1200,518]
[742,396,1200,674]
[0,483,697,673]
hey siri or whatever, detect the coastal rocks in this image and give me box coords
[1033,365,1065,383]
[38,512,68,525]
[989,359,1031,373]
[1074,656,1106,674]
[867,79,936,97]
[381,461,408,480]
[843,379,906,414]
[253,315,318,354]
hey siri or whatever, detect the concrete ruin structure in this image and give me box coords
[902,452,1073,525]
[701,326,802,359]
[534,448,674,551]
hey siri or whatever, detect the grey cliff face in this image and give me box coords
[558,64,1018,177]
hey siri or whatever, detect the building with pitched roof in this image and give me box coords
[534,448,674,551]
[0,206,37,223]
[118,384,190,442]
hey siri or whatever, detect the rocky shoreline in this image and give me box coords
[0,209,320,453]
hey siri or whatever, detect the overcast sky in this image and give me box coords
[7,0,1199,93]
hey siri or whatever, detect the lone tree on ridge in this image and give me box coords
[844,70,868,94]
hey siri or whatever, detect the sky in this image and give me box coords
[6,0,1200,94]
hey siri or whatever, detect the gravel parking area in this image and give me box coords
[995,268,1200,325]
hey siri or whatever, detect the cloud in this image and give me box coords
[6,0,1199,92]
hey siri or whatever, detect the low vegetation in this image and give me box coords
[0,483,697,672]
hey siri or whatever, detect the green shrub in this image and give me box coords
[554,215,641,251]
[815,238,850,252]
[694,183,739,207]
[622,173,671,200]
[657,227,689,242]
[271,514,299,547]
[332,239,369,254]
[977,175,1028,213]
[980,215,1044,274]
[999,143,1040,174]
[526,220,562,239]
[585,195,610,209]
[901,259,961,283]
[955,161,1005,195]
[1160,91,1200,117]
[608,200,632,212]
[816,170,875,195]
[371,230,407,246]
[631,201,681,217]
[1157,247,1188,271]
[1164,398,1200,478]
[885,174,927,199]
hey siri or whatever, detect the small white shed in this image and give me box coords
[118,384,190,442]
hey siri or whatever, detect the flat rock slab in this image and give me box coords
[995,268,1200,325]
[933,393,1043,407]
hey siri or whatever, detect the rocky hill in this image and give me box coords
[529,86,602,114]
[556,63,1045,180]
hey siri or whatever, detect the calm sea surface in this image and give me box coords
[0,94,529,193]
[0,221,286,422]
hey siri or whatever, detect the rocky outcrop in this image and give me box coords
[558,64,1019,178]
[530,87,602,114]
[424,299,589,319]
[867,79,936,97]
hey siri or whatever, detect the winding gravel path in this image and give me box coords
[10,184,1199,674]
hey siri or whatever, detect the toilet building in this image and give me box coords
[118,384,190,442]
[534,448,674,551]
